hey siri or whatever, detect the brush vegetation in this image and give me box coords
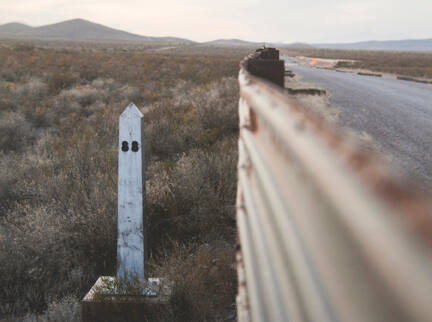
[0,41,249,321]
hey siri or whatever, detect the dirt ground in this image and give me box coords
[290,55,432,83]
[294,56,355,69]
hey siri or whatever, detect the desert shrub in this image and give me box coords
[4,78,52,128]
[15,78,49,103]
[22,296,80,322]
[145,115,187,159]
[0,128,118,314]
[60,86,103,108]
[91,77,117,91]
[48,72,79,95]
[0,112,37,152]
[145,77,238,159]
[147,141,237,250]
[14,44,35,52]
[24,107,52,128]
[192,78,239,145]
[116,85,145,105]
[2,69,20,82]
[0,97,17,112]
[0,81,17,112]
[47,92,82,117]
[0,176,17,215]
[0,206,88,314]
[78,63,99,82]
[150,242,237,322]
[0,153,22,214]
[45,85,110,120]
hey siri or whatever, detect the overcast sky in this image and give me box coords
[1,0,431,43]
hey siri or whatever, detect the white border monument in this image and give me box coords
[117,103,146,281]
[81,103,171,322]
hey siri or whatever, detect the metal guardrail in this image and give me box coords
[236,49,432,322]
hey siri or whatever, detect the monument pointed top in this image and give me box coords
[120,102,143,118]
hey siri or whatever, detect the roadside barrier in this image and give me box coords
[236,48,432,322]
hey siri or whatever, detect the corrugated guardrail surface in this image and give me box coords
[236,49,432,322]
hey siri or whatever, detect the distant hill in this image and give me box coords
[203,39,318,49]
[203,39,432,51]
[280,42,314,49]
[0,22,32,34]
[314,39,432,51]
[203,38,263,47]
[4,19,430,51]
[0,18,194,44]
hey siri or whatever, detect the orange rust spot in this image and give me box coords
[249,109,258,133]
[326,131,343,149]
[347,150,370,169]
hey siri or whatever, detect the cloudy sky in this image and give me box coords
[0,0,431,43]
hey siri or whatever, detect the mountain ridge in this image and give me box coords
[313,38,432,51]
[203,38,262,47]
[0,18,193,44]
[1,19,431,51]
[0,22,33,34]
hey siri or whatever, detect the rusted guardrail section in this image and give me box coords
[236,49,432,322]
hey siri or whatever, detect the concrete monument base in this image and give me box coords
[81,276,172,322]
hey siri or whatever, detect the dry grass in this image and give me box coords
[0,41,241,321]
[283,48,432,79]
[149,242,237,321]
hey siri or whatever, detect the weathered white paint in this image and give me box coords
[117,103,145,282]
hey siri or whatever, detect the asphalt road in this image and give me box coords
[283,57,432,189]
